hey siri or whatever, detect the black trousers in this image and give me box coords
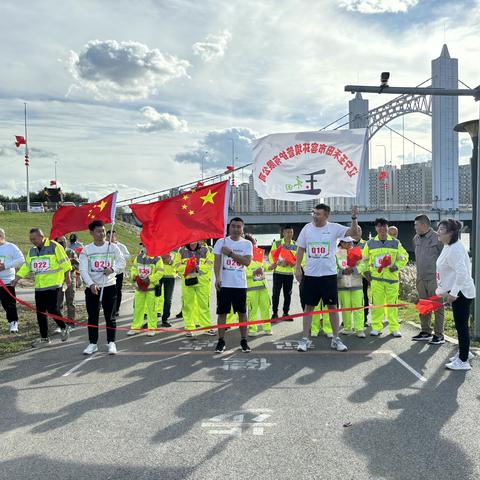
[35,288,65,338]
[115,273,124,314]
[272,273,294,315]
[0,283,19,322]
[452,291,472,362]
[362,277,370,322]
[85,285,117,344]
[160,277,175,321]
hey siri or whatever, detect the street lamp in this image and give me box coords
[455,119,480,339]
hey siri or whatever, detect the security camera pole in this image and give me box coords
[344,77,480,339]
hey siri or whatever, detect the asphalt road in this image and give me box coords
[1,278,479,480]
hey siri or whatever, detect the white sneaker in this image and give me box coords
[54,327,62,334]
[445,357,471,370]
[297,337,312,352]
[325,332,333,339]
[126,329,140,336]
[108,342,117,355]
[83,343,98,355]
[205,329,217,336]
[331,337,348,351]
[356,331,366,338]
[264,329,273,336]
[449,351,475,363]
[248,331,259,337]
[370,330,381,336]
[342,329,353,335]
[9,321,18,333]
[60,326,71,342]
[391,331,402,338]
[185,331,193,337]
[146,330,155,337]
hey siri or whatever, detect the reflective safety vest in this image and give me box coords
[268,239,297,275]
[131,253,164,291]
[17,239,71,291]
[246,258,268,291]
[362,235,409,284]
[336,248,364,290]
[161,252,176,278]
[174,245,214,284]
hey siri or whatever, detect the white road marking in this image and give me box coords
[62,357,96,377]
[390,352,427,382]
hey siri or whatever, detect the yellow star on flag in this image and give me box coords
[188,210,195,216]
[182,194,189,200]
[96,199,107,212]
[87,199,108,219]
[182,204,188,210]
[200,190,218,206]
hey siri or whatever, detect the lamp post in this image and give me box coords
[227,138,235,185]
[345,80,480,338]
[377,144,387,210]
[455,118,480,339]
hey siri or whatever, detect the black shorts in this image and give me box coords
[302,275,338,307]
[216,287,247,315]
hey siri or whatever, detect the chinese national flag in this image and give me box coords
[280,248,296,266]
[346,246,363,267]
[130,180,229,256]
[252,246,264,263]
[50,192,117,239]
[183,257,197,277]
[15,135,26,148]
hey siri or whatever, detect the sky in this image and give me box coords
[0,0,479,202]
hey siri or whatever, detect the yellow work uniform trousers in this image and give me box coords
[132,290,157,330]
[182,283,212,331]
[247,288,271,333]
[338,288,364,332]
[371,279,400,333]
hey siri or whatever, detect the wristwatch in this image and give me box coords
[351,216,357,220]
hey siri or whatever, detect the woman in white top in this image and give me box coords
[436,219,476,371]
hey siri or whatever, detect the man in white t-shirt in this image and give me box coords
[79,220,125,355]
[295,203,361,352]
[213,217,253,353]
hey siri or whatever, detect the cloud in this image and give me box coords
[175,127,257,170]
[338,0,418,14]
[192,29,232,62]
[67,40,190,101]
[137,106,188,132]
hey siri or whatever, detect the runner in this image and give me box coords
[79,220,126,355]
[295,204,361,352]
[213,217,253,353]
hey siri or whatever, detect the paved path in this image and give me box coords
[1,279,479,479]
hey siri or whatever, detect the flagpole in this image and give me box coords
[24,103,30,213]
[99,192,118,303]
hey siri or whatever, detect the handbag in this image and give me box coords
[154,284,162,297]
[184,277,199,286]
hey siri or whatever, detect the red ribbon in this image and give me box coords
[1,280,412,333]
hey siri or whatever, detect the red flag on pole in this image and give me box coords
[415,296,443,315]
[378,170,388,181]
[252,246,264,263]
[347,246,363,267]
[183,257,198,277]
[130,180,229,257]
[280,248,296,266]
[15,135,26,148]
[50,192,117,239]
[50,180,57,187]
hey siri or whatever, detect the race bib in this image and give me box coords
[90,254,114,273]
[253,268,265,281]
[308,241,330,258]
[31,257,51,273]
[137,265,152,278]
[223,257,244,272]
[374,254,388,268]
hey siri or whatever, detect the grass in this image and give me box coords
[0,212,140,356]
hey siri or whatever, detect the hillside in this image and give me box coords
[0,212,140,258]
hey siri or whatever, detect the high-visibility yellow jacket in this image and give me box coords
[268,239,297,275]
[174,245,214,286]
[131,253,164,292]
[160,252,176,278]
[17,239,71,290]
[247,259,268,291]
[362,235,409,283]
